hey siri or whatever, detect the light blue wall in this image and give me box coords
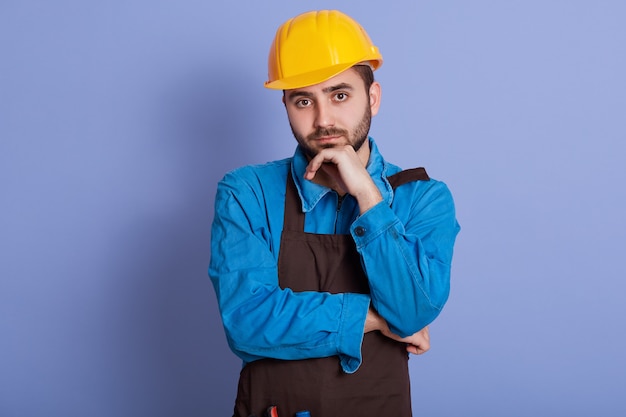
[1,1,625,416]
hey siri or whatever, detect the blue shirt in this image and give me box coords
[209,138,460,373]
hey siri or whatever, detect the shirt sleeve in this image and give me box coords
[209,171,370,373]
[350,179,460,337]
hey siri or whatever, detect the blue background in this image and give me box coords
[2,1,625,416]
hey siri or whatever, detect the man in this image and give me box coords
[209,10,460,417]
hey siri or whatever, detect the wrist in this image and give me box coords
[364,307,386,333]
[355,185,383,214]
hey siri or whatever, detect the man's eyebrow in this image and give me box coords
[286,83,354,101]
[322,83,353,94]
[285,90,314,100]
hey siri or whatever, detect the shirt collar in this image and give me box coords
[290,137,395,212]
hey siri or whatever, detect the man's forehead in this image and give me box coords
[285,68,363,96]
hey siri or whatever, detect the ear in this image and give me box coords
[368,81,381,116]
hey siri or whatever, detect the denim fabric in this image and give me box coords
[209,138,460,372]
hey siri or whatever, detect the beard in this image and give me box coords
[290,103,372,159]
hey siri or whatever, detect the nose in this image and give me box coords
[314,101,335,128]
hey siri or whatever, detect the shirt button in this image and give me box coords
[355,226,366,237]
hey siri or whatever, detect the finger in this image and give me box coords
[304,158,324,180]
[406,344,427,355]
[304,151,336,180]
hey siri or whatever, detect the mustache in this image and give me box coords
[307,127,348,141]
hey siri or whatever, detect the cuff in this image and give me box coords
[350,201,399,249]
[337,293,370,374]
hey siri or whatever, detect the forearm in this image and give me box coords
[209,172,370,372]
[210,178,371,371]
[213,268,370,371]
[352,183,459,337]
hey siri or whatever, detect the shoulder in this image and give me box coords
[219,158,291,191]
[369,140,456,215]
[393,175,456,222]
[384,164,455,207]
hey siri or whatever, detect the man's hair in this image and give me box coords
[352,64,375,92]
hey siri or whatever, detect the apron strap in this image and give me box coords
[386,167,430,188]
[284,171,304,232]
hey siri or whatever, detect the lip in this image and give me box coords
[315,135,342,143]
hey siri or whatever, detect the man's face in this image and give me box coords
[283,68,381,159]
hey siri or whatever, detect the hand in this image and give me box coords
[304,145,382,213]
[364,308,430,355]
[382,326,430,355]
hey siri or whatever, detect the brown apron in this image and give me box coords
[234,168,430,417]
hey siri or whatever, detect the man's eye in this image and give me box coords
[296,99,311,107]
[335,92,348,101]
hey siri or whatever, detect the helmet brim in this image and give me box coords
[265,59,382,90]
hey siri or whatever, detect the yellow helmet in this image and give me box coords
[265,10,383,90]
